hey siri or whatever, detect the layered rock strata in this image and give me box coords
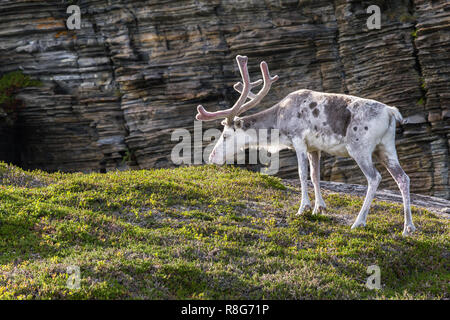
[0,0,448,198]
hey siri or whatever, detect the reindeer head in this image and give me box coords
[195,55,279,165]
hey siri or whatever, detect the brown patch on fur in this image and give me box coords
[309,102,317,109]
[323,96,351,136]
[312,109,320,117]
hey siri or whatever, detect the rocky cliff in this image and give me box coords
[0,0,448,198]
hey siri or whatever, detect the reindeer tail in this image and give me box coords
[387,106,405,124]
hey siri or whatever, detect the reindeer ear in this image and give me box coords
[234,119,244,129]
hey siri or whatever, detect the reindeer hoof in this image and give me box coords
[296,204,312,216]
[312,205,326,215]
[402,224,416,236]
[351,221,366,229]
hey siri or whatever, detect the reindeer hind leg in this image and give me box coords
[375,141,416,236]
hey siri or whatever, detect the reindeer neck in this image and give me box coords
[241,104,279,130]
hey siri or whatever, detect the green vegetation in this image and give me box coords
[0,71,41,124]
[0,71,41,105]
[121,149,135,165]
[0,162,448,299]
[419,77,427,90]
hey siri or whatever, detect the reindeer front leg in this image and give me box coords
[347,148,382,229]
[308,151,326,215]
[293,139,312,215]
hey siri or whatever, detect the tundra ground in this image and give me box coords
[0,162,448,299]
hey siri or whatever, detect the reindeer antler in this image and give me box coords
[195,55,279,124]
[196,55,250,123]
[234,61,279,115]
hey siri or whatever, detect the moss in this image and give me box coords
[0,71,41,105]
[0,162,448,299]
[0,71,41,124]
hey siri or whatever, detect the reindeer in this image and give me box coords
[195,55,416,236]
